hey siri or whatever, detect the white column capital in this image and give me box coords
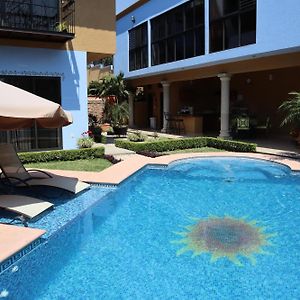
[218,73,231,81]
[161,81,170,87]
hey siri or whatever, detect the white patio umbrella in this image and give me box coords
[0,81,73,130]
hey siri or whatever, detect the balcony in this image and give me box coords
[0,0,75,42]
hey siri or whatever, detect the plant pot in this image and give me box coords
[113,125,128,136]
[100,123,111,132]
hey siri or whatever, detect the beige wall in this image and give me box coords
[0,0,116,60]
[71,0,116,59]
[88,66,113,83]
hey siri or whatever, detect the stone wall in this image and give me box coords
[88,97,105,123]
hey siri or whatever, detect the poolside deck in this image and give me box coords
[38,152,300,185]
[0,224,45,263]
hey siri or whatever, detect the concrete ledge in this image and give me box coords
[43,152,300,185]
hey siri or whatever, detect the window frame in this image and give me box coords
[209,0,257,53]
[151,0,205,66]
[129,22,149,71]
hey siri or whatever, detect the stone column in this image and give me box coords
[161,81,170,132]
[128,92,134,128]
[218,73,231,139]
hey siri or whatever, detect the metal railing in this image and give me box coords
[0,0,75,35]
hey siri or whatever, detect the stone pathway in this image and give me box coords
[94,143,135,160]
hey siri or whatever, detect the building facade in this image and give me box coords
[115,0,300,137]
[0,0,115,151]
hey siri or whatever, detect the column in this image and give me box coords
[218,73,231,139]
[128,92,134,128]
[161,81,170,132]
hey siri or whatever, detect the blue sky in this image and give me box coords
[116,0,139,14]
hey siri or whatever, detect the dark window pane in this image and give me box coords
[135,51,141,69]
[209,0,256,53]
[224,16,239,49]
[167,38,175,62]
[210,21,223,52]
[129,51,135,71]
[195,0,204,25]
[185,2,194,29]
[241,10,256,45]
[223,0,239,15]
[166,13,175,35]
[195,27,205,55]
[152,0,204,65]
[210,0,223,20]
[152,43,159,65]
[174,8,184,33]
[185,30,195,58]
[151,19,159,41]
[129,22,148,70]
[158,18,166,39]
[175,35,184,60]
[159,41,166,64]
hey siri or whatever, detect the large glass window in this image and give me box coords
[0,76,62,152]
[209,0,256,52]
[151,0,205,66]
[129,22,148,71]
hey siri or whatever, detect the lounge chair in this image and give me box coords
[0,194,53,219]
[0,144,90,194]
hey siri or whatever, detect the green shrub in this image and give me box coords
[115,137,256,153]
[206,138,256,152]
[77,136,94,148]
[128,131,148,142]
[18,147,105,164]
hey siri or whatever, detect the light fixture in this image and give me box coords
[131,16,136,24]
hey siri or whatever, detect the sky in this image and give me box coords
[116,0,139,15]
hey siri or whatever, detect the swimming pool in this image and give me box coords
[1,157,300,299]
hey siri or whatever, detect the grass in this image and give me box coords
[25,158,112,172]
[163,147,224,155]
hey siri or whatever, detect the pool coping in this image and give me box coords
[37,152,300,186]
[0,225,45,268]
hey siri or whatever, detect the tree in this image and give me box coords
[279,92,300,127]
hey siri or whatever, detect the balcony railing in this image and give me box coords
[0,0,75,42]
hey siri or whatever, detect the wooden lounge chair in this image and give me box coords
[0,194,53,219]
[0,144,90,194]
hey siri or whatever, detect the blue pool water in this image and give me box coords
[1,157,300,299]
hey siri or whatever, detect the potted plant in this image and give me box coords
[111,101,129,136]
[55,22,69,33]
[278,91,300,143]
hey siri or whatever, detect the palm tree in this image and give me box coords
[279,92,300,127]
[97,72,129,103]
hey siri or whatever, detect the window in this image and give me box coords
[151,0,205,66]
[0,76,62,152]
[209,0,256,53]
[129,22,148,71]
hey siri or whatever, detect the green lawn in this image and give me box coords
[25,158,112,172]
[163,147,224,155]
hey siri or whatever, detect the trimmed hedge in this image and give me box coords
[19,147,105,164]
[115,137,256,153]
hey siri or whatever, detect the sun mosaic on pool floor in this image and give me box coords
[171,215,276,266]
